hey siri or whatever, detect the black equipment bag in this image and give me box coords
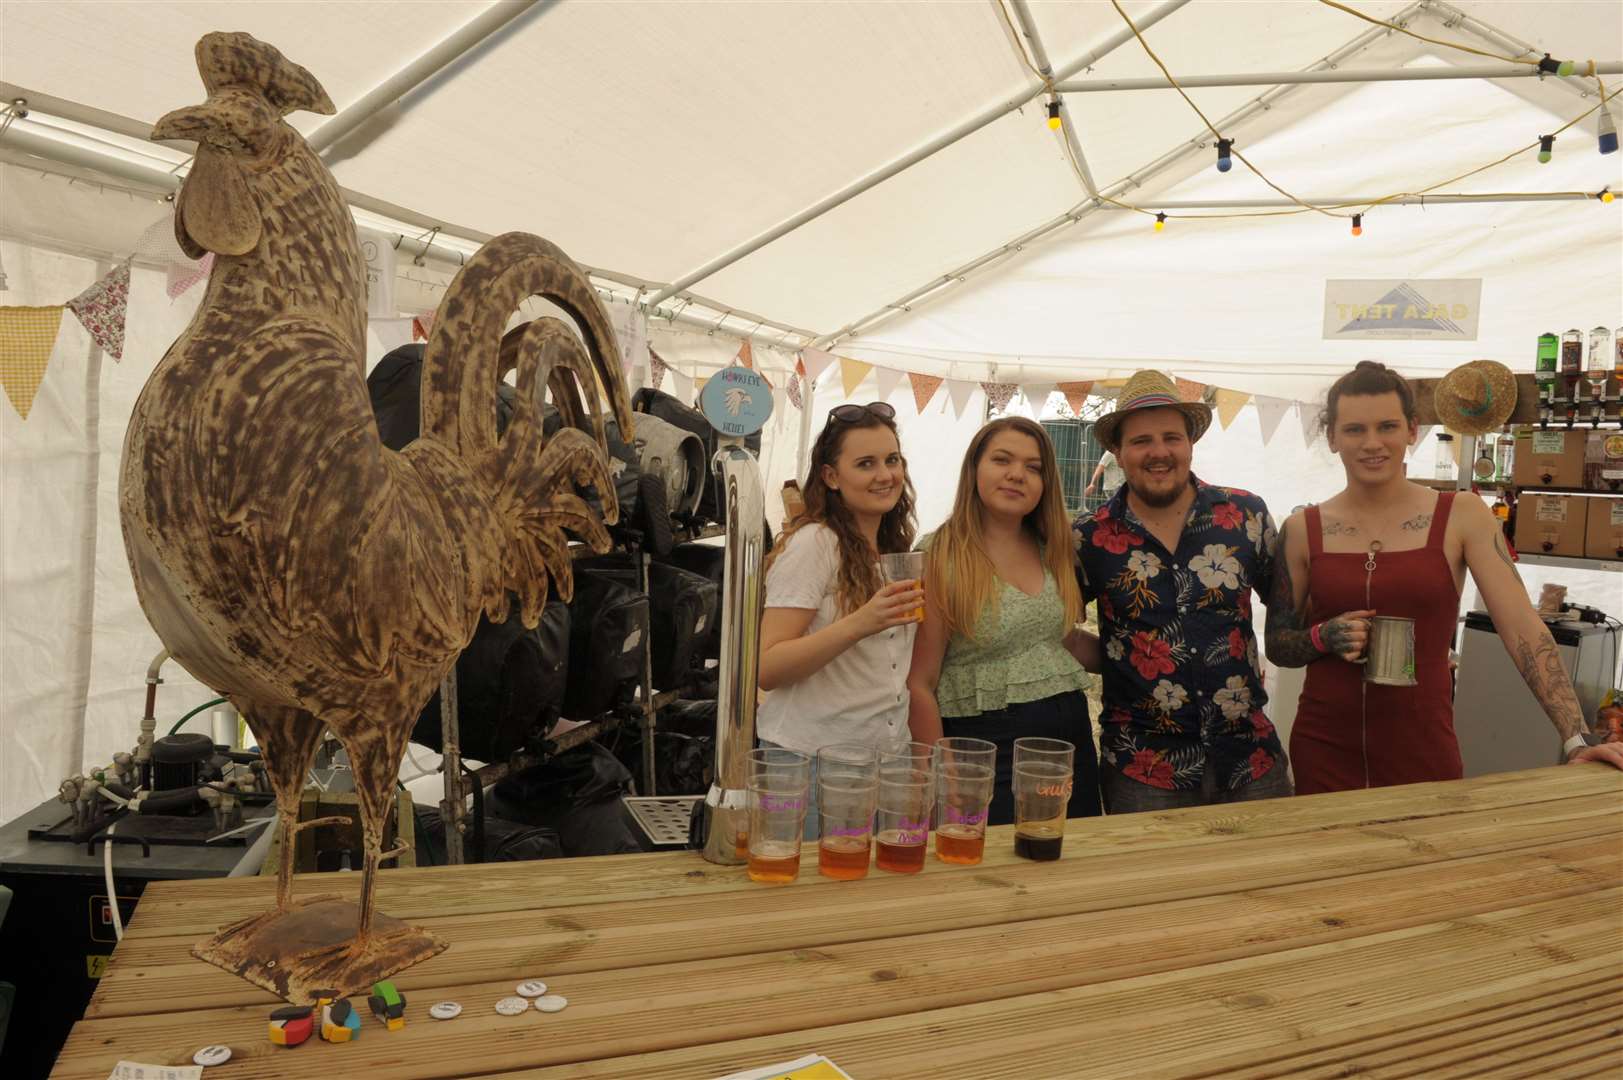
[631,385,761,525]
[564,557,649,718]
[413,599,569,763]
[540,404,643,535]
[658,542,726,661]
[645,562,718,689]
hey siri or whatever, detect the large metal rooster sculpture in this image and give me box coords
[120,32,632,1000]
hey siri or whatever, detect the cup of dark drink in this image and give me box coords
[875,743,934,874]
[746,747,810,884]
[1013,737,1075,861]
[934,737,996,865]
[816,744,879,880]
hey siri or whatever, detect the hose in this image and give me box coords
[169,697,228,735]
[103,821,124,942]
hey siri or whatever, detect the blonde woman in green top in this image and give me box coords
[908,417,1103,824]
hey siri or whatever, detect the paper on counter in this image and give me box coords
[714,1053,855,1080]
[106,1063,203,1080]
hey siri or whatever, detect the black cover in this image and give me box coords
[645,562,719,689]
[658,542,726,660]
[631,385,761,525]
[414,599,569,762]
[487,742,643,856]
[540,405,642,531]
[564,559,649,718]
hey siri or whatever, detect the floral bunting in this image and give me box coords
[787,371,803,410]
[908,372,943,413]
[1299,402,1320,449]
[1214,387,1250,430]
[411,313,435,342]
[981,381,1017,414]
[839,357,872,398]
[1057,381,1093,416]
[66,261,130,360]
[1175,377,1206,404]
[0,305,66,420]
[649,350,669,392]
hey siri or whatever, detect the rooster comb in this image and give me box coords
[194,32,335,117]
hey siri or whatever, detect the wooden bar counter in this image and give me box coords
[51,765,1623,1079]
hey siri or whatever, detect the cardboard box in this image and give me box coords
[1584,431,1623,493]
[1513,428,1586,488]
[1585,496,1623,560]
[1514,493,1588,557]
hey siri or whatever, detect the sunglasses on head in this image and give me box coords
[827,402,896,425]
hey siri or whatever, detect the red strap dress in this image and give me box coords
[1290,493,1463,794]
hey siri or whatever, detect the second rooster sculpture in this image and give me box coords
[120,32,633,1000]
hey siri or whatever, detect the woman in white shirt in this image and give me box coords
[756,403,924,794]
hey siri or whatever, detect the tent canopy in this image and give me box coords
[3,0,1618,377]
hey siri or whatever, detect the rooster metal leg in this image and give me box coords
[238,703,327,910]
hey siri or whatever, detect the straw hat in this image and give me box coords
[1434,360,1517,435]
[1094,370,1212,450]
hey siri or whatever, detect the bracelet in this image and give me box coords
[1562,734,1589,758]
[1309,622,1327,653]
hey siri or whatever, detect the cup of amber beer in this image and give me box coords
[1013,737,1075,861]
[934,737,996,865]
[879,551,926,622]
[816,744,879,880]
[746,747,811,884]
[875,743,934,874]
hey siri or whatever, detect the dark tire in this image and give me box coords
[639,472,674,556]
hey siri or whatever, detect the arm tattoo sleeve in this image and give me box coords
[1511,631,1585,741]
[1264,520,1324,667]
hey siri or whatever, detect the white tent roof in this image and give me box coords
[4,0,1618,365]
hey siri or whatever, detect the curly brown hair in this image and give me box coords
[766,408,917,615]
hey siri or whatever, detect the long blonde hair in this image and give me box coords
[765,409,917,615]
[926,417,1083,639]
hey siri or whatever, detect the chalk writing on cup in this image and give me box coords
[1036,780,1074,798]
[760,795,806,813]
[945,805,988,827]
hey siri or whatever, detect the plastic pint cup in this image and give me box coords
[816,744,878,880]
[934,737,996,865]
[1013,737,1074,861]
[875,743,933,874]
[879,551,926,622]
[746,747,811,884]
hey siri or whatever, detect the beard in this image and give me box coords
[1127,469,1188,508]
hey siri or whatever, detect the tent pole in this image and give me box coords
[1426,0,1603,102]
[1053,60,1623,93]
[1101,193,1601,209]
[645,0,1194,305]
[1007,0,1099,197]
[307,0,547,156]
[816,0,1435,348]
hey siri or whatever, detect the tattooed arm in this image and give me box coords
[1461,497,1623,768]
[1263,512,1374,666]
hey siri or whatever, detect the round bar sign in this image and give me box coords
[700,365,773,437]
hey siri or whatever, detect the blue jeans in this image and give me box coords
[941,690,1101,827]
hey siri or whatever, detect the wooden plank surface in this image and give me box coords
[51,765,1623,1079]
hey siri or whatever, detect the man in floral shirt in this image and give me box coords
[1073,371,1290,813]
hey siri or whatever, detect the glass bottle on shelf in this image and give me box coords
[1472,436,1497,483]
[1615,325,1622,378]
[1535,331,1559,390]
[1560,329,1584,375]
[1434,432,1456,481]
[1588,326,1611,393]
[1494,430,1514,480]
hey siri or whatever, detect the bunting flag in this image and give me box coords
[165,252,214,300]
[1175,377,1206,404]
[1414,425,1433,449]
[981,381,1017,414]
[693,373,709,400]
[946,378,978,419]
[1253,395,1291,446]
[839,357,872,398]
[909,372,943,413]
[66,261,130,360]
[369,316,415,357]
[669,367,694,402]
[649,350,669,392]
[771,385,789,428]
[1214,388,1251,430]
[411,313,435,342]
[1300,402,1320,449]
[874,365,904,402]
[736,339,754,369]
[1057,381,1093,416]
[1022,383,1055,417]
[800,347,836,384]
[787,370,803,410]
[0,305,66,420]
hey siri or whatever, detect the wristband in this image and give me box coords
[1562,734,1592,758]
[1309,622,1327,653]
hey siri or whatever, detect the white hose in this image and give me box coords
[103,821,124,942]
[96,786,130,808]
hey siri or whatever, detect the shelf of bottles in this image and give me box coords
[1532,325,1623,431]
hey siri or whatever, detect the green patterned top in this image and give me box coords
[936,568,1088,718]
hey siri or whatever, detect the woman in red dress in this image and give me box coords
[1265,362,1623,792]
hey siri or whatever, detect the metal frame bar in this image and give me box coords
[815,0,1436,347]
[308,0,545,156]
[1103,193,1598,209]
[645,0,1193,305]
[1054,60,1623,93]
[1007,0,1098,196]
